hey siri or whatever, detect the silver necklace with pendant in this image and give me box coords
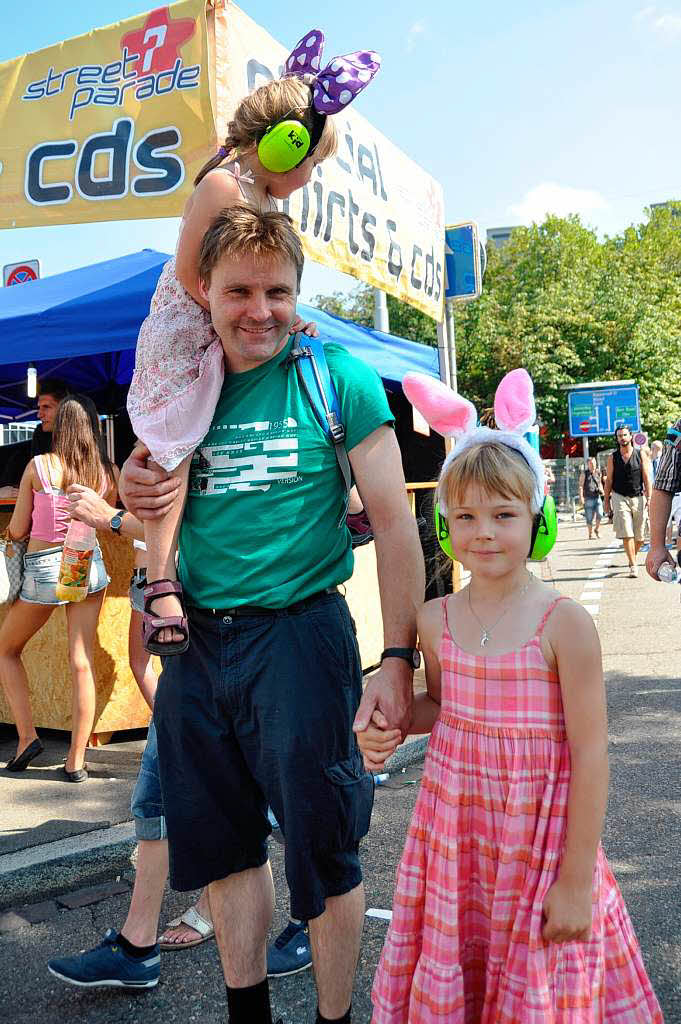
[467,572,534,648]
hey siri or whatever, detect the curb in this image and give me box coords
[385,734,428,773]
[0,823,137,912]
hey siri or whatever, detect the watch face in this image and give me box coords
[111,514,123,532]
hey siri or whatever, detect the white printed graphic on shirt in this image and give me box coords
[188,419,301,495]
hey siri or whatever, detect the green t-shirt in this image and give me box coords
[177,338,393,608]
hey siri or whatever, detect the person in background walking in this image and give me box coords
[646,418,681,580]
[603,426,652,577]
[650,439,663,480]
[578,456,604,539]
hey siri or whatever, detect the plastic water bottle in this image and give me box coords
[658,562,678,583]
[55,519,96,602]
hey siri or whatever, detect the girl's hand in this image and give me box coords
[356,709,401,772]
[542,876,593,943]
[290,314,319,338]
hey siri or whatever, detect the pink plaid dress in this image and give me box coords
[371,596,662,1023]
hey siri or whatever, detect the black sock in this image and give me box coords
[226,978,272,1024]
[116,932,157,959]
[316,1007,351,1024]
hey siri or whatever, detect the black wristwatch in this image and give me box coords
[381,647,421,670]
[110,511,125,535]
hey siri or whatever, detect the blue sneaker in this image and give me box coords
[267,919,311,977]
[48,929,160,989]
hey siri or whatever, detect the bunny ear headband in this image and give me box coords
[282,29,381,115]
[403,368,544,514]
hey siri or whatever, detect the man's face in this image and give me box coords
[37,394,60,431]
[616,428,632,448]
[199,253,298,373]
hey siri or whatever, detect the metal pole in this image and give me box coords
[582,436,589,467]
[436,320,450,387]
[373,288,389,333]
[105,415,115,463]
[445,299,457,393]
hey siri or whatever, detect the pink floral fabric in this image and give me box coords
[126,257,224,471]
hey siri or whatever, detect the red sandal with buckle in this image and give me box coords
[142,579,190,656]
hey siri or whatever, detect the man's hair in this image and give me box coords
[439,441,538,516]
[199,206,304,289]
[615,425,631,438]
[38,378,69,401]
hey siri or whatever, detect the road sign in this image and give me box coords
[444,222,483,302]
[567,384,640,437]
[3,259,40,286]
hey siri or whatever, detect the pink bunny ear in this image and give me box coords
[402,373,477,438]
[493,368,536,434]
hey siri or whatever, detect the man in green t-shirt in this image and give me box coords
[119,206,425,1024]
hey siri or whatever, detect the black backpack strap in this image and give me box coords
[288,333,351,527]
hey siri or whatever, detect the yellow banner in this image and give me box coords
[214,5,444,320]
[0,0,444,319]
[0,0,215,227]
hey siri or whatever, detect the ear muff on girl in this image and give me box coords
[433,494,557,563]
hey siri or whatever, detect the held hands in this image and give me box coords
[353,659,413,771]
[356,709,402,773]
[542,875,593,944]
[289,315,319,338]
[119,442,181,520]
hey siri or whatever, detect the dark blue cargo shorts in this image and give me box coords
[153,589,374,922]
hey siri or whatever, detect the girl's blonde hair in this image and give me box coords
[195,78,338,185]
[439,441,538,515]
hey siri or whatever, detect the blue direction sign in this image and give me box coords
[445,222,483,301]
[568,384,640,438]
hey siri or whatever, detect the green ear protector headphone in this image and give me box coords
[434,494,557,563]
[257,101,327,174]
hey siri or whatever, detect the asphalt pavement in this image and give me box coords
[1,514,679,1022]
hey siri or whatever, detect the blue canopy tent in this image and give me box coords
[0,250,439,422]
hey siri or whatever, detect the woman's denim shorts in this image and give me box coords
[20,546,109,606]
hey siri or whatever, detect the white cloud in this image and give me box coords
[635,5,681,35]
[508,183,609,224]
[406,22,426,53]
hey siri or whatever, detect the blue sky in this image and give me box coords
[1,0,679,303]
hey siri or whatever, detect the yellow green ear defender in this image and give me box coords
[257,98,326,174]
[434,495,557,563]
[258,118,312,173]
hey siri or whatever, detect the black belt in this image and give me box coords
[192,587,338,620]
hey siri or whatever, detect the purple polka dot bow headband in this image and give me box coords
[282,29,381,115]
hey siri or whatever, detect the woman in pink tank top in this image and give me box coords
[0,395,118,781]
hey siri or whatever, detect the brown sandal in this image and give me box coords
[142,579,189,656]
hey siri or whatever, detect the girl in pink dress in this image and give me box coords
[359,371,663,1023]
[126,29,380,654]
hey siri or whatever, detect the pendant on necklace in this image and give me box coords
[480,632,489,648]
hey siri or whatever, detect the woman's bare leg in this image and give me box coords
[64,589,106,772]
[0,600,54,760]
[129,608,158,709]
[143,455,191,645]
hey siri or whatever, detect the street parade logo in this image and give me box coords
[21,7,199,205]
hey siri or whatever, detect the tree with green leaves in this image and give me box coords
[312,206,681,445]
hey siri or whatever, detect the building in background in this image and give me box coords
[486,226,516,249]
